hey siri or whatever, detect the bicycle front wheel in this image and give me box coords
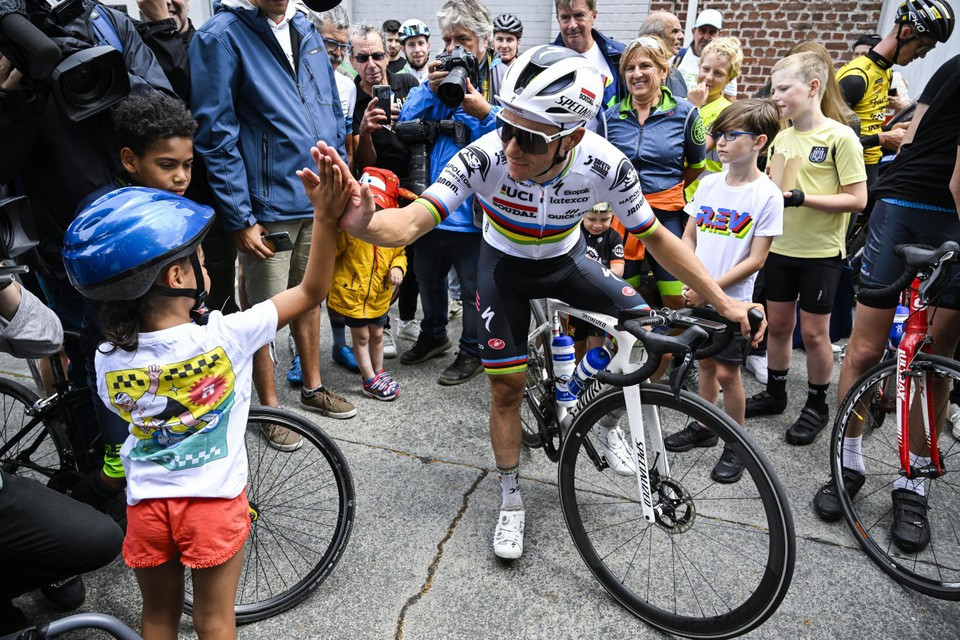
[0,378,78,491]
[558,385,795,639]
[833,353,960,600]
[184,407,355,623]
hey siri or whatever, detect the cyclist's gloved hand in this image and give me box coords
[783,189,805,207]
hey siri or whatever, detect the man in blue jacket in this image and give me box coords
[190,0,356,442]
[552,0,625,129]
[397,0,498,386]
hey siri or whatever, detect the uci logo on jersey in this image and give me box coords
[809,146,828,163]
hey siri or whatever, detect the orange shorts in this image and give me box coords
[123,491,250,570]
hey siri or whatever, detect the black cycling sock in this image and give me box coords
[805,382,830,415]
[766,368,788,398]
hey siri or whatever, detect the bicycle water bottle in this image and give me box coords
[552,331,577,408]
[567,346,612,397]
[889,304,909,348]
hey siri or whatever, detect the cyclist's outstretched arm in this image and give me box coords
[950,146,960,216]
[643,224,766,340]
[308,141,437,247]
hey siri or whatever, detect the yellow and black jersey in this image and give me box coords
[836,50,893,166]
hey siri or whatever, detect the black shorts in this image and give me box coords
[343,313,389,328]
[763,252,843,315]
[476,238,649,374]
[712,333,748,365]
[859,199,960,310]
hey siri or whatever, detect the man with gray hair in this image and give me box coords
[638,10,687,98]
[395,0,498,385]
[552,0,625,127]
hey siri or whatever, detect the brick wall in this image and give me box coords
[648,1,885,96]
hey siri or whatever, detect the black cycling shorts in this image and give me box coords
[763,251,843,315]
[859,199,960,310]
[476,238,649,374]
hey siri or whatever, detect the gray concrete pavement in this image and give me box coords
[5,311,959,639]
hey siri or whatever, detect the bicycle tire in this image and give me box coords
[184,406,355,623]
[832,353,960,600]
[522,299,554,450]
[0,377,79,491]
[558,385,795,639]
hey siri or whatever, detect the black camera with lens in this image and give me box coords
[395,119,467,195]
[0,0,130,121]
[0,196,38,284]
[434,45,479,109]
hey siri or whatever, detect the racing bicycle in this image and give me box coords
[1,613,142,640]
[0,351,355,623]
[830,241,960,599]
[522,299,795,640]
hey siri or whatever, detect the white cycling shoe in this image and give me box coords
[597,424,635,477]
[493,509,525,560]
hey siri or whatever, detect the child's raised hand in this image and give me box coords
[298,143,354,224]
[687,81,708,108]
[681,285,705,307]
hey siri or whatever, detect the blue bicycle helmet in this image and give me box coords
[63,187,214,302]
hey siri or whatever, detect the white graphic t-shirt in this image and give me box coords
[686,171,783,302]
[97,301,278,505]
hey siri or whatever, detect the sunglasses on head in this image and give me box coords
[496,114,576,155]
[353,51,386,63]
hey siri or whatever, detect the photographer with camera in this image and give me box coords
[395,0,498,386]
[0,256,123,633]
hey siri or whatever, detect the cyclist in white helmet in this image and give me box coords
[399,18,432,83]
[308,45,765,561]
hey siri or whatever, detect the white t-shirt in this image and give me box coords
[676,48,738,99]
[687,171,783,302]
[335,72,357,135]
[582,41,614,133]
[97,302,278,505]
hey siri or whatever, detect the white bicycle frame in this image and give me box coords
[535,298,668,525]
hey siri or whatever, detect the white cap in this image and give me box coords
[694,9,723,29]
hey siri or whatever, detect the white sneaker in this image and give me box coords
[744,354,768,385]
[596,425,635,476]
[449,299,463,318]
[383,329,397,359]
[949,402,960,440]
[397,319,420,341]
[493,509,525,560]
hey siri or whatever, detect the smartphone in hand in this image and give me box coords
[373,84,392,127]
[262,231,294,252]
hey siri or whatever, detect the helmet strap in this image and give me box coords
[891,22,908,66]
[535,133,574,179]
[151,252,210,325]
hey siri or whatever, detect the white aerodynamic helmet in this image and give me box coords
[497,45,604,129]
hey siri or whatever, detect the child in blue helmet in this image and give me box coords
[62,152,349,640]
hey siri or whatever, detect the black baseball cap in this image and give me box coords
[854,33,882,48]
[301,0,342,11]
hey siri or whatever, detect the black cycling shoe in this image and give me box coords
[711,446,744,483]
[813,468,866,522]
[40,575,85,610]
[891,488,931,553]
[785,406,829,445]
[744,390,787,418]
[664,422,719,452]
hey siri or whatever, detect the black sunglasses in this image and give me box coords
[496,114,573,155]
[353,52,386,63]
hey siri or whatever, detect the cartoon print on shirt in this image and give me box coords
[106,347,237,470]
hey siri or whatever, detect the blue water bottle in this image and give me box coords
[889,304,909,348]
[552,330,577,408]
[567,346,612,397]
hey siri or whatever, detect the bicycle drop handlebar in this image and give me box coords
[0,613,143,640]
[857,241,959,306]
[596,307,763,388]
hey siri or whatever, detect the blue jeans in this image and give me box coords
[414,229,480,357]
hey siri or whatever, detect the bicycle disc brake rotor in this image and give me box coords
[654,476,696,533]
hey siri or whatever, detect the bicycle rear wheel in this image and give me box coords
[558,385,794,639]
[0,378,78,490]
[184,407,355,623]
[832,353,960,600]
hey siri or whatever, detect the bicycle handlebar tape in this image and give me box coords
[597,323,708,388]
[860,241,960,305]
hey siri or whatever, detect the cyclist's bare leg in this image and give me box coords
[799,310,833,386]
[488,372,525,469]
[765,300,797,372]
[135,558,185,640]
[838,303,894,403]
[191,548,244,640]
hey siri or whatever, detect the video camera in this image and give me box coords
[434,45,479,109]
[0,0,130,121]
[395,119,468,195]
[0,196,38,285]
